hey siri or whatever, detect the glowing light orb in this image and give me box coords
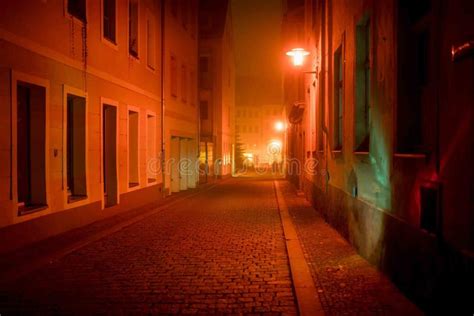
[286,48,310,66]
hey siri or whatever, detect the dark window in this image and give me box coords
[67,94,87,202]
[17,82,47,214]
[420,184,441,235]
[181,1,188,29]
[171,0,178,17]
[147,16,156,69]
[181,64,187,103]
[200,101,208,120]
[128,110,139,188]
[171,55,178,97]
[355,16,370,152]
[199,56,210,89]
[129,0,139,58]
[333,45,343,150]
[103,0,116,43]
[396,0,432,153]
[68,0,86,22]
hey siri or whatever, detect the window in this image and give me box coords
[181,1,188,29]
[128,110,139,188]
[103,0,116,43]
[355,16,371,152]
[171,55,178,97]
[396,0,431,153]
[200,100,208,120]
[333,44,343,150]
[129,0,139,58]
[17,82,47,214]
[199,56,210,89]
[181,64,187,103]
[68,0,86,22]
[190,70,196,105]
[147,14,156,70]
[190,1,197,38]
[146,114,157,183]
[317,69,325,151]
[171,0,178,17]
[67,94,87,202]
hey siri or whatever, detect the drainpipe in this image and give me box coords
[160,0,166,196]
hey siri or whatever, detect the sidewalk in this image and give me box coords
[278,180,421,315]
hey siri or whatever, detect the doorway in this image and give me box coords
[103,104,118,207]
[170,137,180,193]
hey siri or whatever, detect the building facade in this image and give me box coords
[283,0,473,312]
[198,0,235,181]
[0,0,198,252]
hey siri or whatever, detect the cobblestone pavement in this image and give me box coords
[279,181,421,316]
[0,178,297,315]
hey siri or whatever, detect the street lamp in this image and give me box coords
[274,121,285,132]
[286,47,318,74]
[286,48,310,67]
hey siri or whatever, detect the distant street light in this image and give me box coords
[274,121,285,132]
[286,48,310,67]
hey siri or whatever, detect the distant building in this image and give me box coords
[0,0,198,252]
[198,0,235,181]
[235,101,285,168]
[283,0,474,312]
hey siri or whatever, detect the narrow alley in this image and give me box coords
[0,177,418,315]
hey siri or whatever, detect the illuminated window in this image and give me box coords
[355,16,371,152]
[129,0,139,58]
[333,44,343,150]
[128,110,139,188]
[171,55,178,97]
[68,0,86,22]
[103,0,116,43]
[147,14,156,70]
[67,94,87,202]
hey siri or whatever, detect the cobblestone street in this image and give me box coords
[0,178,420,315]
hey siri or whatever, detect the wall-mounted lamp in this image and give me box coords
[286,48,317,74]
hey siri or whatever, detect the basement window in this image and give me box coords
[67,94,87,202]
[128,110,139,188]
[17,82,47,214]
[420,183,441,235]
[146,114,157,184]
[355,16,371,152]
[103,0,116,43]
[129,0,139,58]
[68,0,86,22]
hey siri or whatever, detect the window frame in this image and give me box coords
[145,111,158,186]
[127,105,141,192]
[101,0,119,49]
[332,38,344,152]
[128,0,140,60]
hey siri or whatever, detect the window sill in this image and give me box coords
[129,53,140,63]
[18,204,48,216]
[101,37,118,51]
[354,151,369,156]
[68,195,88,204]
[394,153,427,159]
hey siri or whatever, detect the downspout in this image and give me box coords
[160,0,166,196]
